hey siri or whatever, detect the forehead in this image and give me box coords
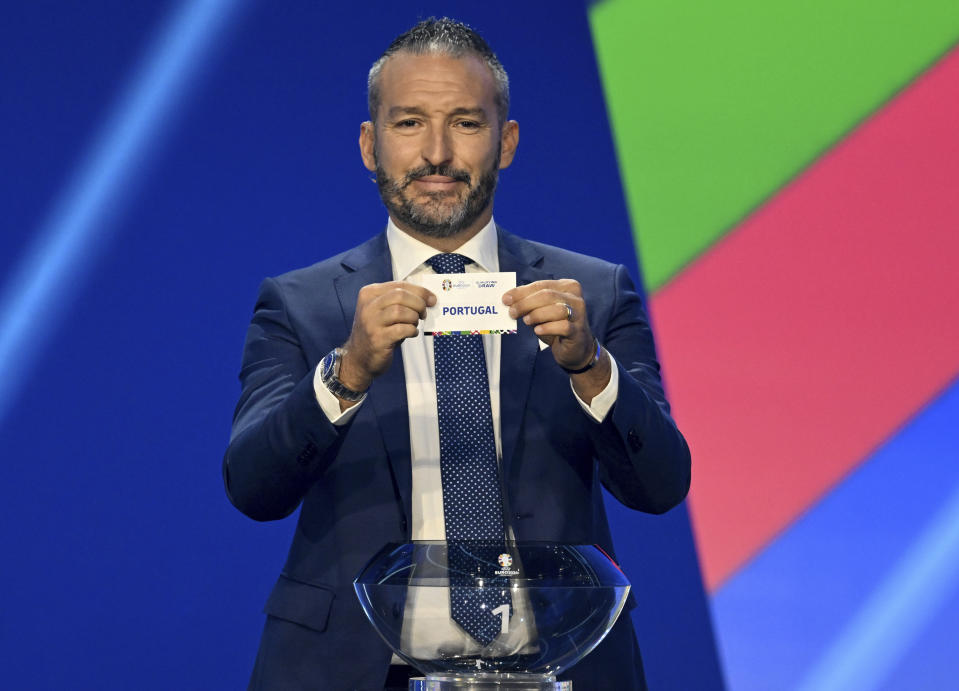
[375,52,498,116]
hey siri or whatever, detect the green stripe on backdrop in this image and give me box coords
[589,0,959,291]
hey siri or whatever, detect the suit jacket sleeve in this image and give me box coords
[587,263,691,514]
[222,276,344,521]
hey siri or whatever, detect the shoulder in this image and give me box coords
[498,226,626,283]
[533,240,620,276]
[268,232,388,292]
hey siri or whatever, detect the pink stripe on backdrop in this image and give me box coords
[651,44,959,591]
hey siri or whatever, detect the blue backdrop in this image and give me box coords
[0,2,721,688]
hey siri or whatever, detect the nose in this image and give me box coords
[422,126,453,166]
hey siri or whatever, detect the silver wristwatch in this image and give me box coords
[319,348,367,402]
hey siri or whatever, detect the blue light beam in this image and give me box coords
[796,475,959,691]
[0,0,243,423]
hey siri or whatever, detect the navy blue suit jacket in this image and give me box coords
[224,227,690,690]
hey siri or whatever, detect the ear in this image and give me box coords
[359,121,376,172]
[498,120,519,169]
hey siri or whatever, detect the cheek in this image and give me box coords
[373,136,412,169]
[385,153,425,180]
[467,139,502,170]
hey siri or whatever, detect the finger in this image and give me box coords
[395,281,437,307]
[377,303,425,327]
[511,291,584,320]
[373,322,420,347]
[503,279,581,305]
[505,288,559,317]
[519,302,576,327]
[373,285,435,319]
[502,280,558,305]
[358,281,403,302]
[531,320,576,338]
[362,281,437,308]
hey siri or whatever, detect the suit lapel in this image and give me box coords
[333,233,413,521]
[497,228,552,477]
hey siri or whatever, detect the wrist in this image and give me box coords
[320,347,369,401]
[561,339,602,374]
[336,347,372,393]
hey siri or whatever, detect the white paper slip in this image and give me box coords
[418,271,517,335]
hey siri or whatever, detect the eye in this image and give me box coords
[456,120,480,129]
[395,119,419,128]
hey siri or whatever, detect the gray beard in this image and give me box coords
[374,158,499,239]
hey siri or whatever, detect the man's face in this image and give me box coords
[360,52,518,240]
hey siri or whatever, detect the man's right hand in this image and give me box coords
[337,281,436,396]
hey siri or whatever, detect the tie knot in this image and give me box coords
[427,253,471,275]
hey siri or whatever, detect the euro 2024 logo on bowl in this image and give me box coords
[495,552,519,576]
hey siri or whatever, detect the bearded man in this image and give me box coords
[224,17,690,691]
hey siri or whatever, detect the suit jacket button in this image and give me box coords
[296,442,317,466]
[627,429,643,452]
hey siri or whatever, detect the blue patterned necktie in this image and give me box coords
[427,252,511,646]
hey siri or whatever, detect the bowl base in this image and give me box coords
[410,674,572,690]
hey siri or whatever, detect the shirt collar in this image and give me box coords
[386,216,499,279]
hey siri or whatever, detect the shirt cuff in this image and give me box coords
[571,350,619,423]
[313,366,365,426]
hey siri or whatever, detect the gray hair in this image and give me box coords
[367,17,510,125]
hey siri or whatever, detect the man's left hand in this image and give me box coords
[503,279,611,403]
[502,279,596,370]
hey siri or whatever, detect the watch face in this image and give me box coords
[320,351,336,381]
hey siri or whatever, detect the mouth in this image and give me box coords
[409,175,466,193]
